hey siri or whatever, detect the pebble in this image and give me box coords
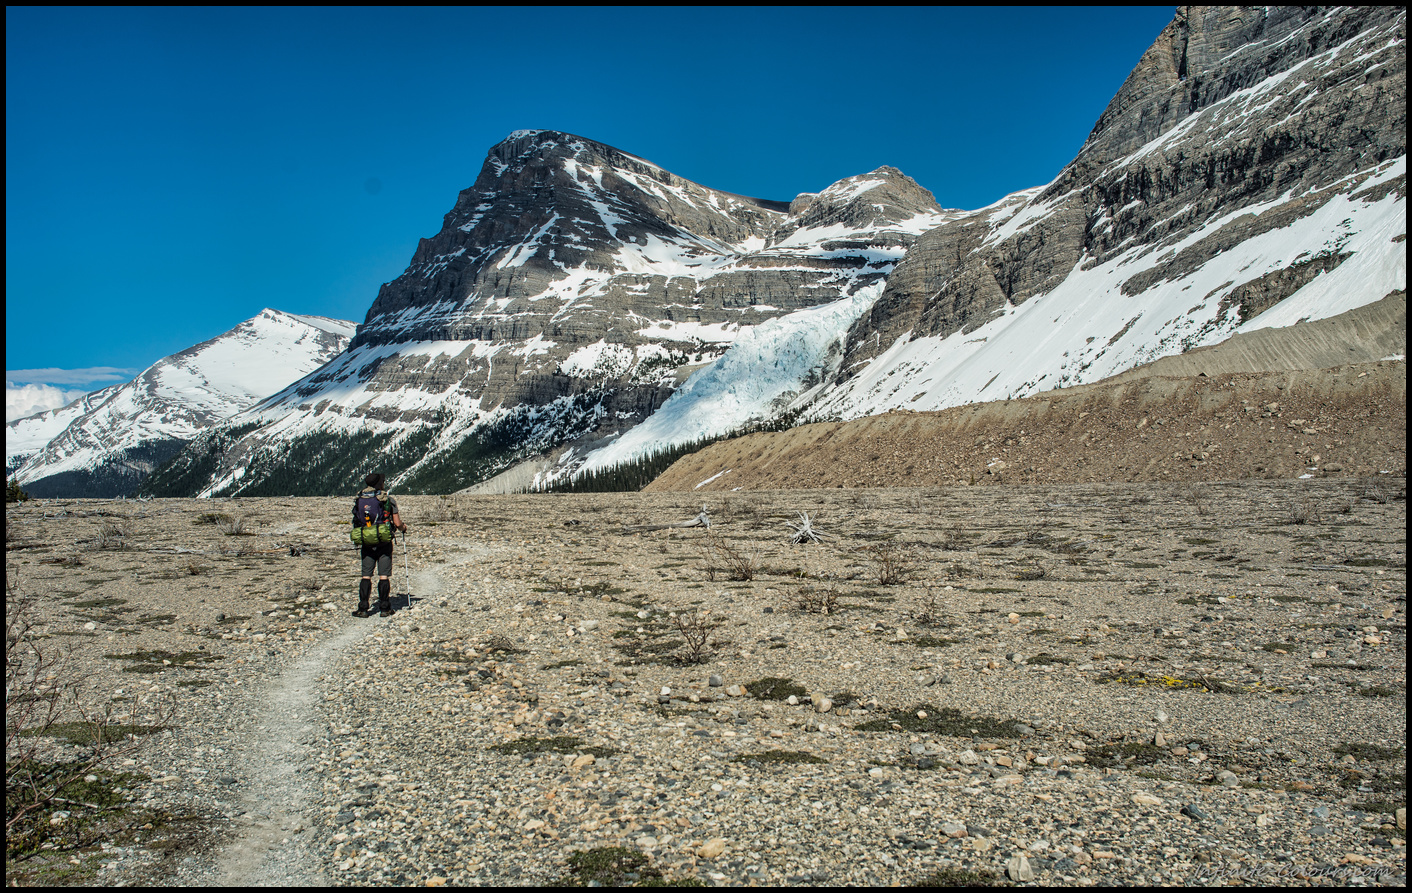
[1006,853,1035,882]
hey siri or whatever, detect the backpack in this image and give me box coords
[350,491,393,546]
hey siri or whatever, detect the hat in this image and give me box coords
[364,473,385,490]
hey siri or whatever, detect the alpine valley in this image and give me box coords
[73,7,1408,498]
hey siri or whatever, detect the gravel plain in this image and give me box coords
[5,477,1406,886]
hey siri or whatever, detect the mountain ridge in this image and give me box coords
[8,309,355,497]
[136,5,1404,498]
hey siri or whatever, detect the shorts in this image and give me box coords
[361,542,393,577]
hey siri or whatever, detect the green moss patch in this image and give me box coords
[1086,742,1167,770]
[1334,743,1404,762]
[904,635,961,648]
[913,866,1001,886]
[855,705,1025,738]
[1095,670,1244,693]
[18,721,163,746]
[1026,653,1073,666]
[744,677,807,701]
[732,750,826,765]
[1352,684,1398,698]
[490,736,619,758]
[68,597,127,609]
[562,845,701,886]
[104,649,223,672]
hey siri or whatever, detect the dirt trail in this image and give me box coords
[191,620,371,885]
[187,549,454,886]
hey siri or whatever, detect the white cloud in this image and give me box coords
[6,383,90,422]
[5,366,134,387]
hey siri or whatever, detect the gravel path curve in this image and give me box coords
[199,620,371,885]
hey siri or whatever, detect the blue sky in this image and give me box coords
[5,6,1174,420]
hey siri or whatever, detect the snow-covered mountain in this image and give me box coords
[577,5,1407,478]
[7,310,355,497]
[143,5,1405,497]
[141,140,954,497]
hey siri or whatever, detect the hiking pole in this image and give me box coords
[401,528,412,608]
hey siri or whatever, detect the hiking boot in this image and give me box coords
[352,605,372,618]
[379,607,394,617]
[378,601,394,617]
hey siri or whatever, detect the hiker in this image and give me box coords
[351,473,407,617]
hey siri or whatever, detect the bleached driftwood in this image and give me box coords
[786,511,828,544]
[620,506,712,535]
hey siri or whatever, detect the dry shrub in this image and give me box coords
[795,581,841,615]
[5,570,173,860]
[215,515,253,536]
[702,535,758,582]
[865,541,916,586]
[669,609,721,664]
[1288,499,1322,525]
[93,520,132,551]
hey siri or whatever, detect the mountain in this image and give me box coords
[140,137,954,497]
[570,6,1406,481]
[811,5,1406,419]
[7,310,355,497]
[144,5,1404,498]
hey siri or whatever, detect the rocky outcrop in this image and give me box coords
[175,134,951,495]
[836,6,1406,380]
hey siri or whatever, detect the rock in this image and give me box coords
[814,697,834,714]
[942,822,967,838]
[724,684,745,697]
[1154,732,1166,747]
[1132,793,1163,806]
[696,838,727,859]
[708,675,723,687]
[958,750,981,766]
[1181,803,1210,822]
[1006,854,1034,882]
[1155,710,1169,724]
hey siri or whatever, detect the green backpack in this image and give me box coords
[350,492,393,546]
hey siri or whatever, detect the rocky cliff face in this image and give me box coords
[157,133,951,495]
[823,5,1405,415]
